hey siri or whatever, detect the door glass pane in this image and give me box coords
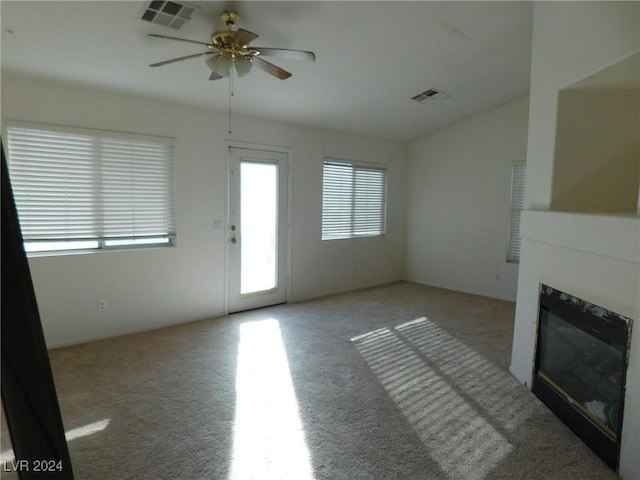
[240,162,277,294]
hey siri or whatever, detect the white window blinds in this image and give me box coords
[322,159,387,240]
[507,163,526,263]
[7,122,175,254]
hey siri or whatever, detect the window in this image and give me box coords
[7,121,175,255]
[322,159,387,240]
[507,163,526,263]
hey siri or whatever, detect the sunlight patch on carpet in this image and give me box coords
[352,317,515,480]
[65,418,111,441]
[230,318,315,480]
[0,418,110,464]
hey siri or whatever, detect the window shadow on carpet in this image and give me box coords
[351,317,534,480]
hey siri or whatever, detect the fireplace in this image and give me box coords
[533,284,633,471]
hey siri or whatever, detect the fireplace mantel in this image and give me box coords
[521,210,640,264]
[512,208,639,478]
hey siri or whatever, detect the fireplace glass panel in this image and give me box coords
[538,308,625,438]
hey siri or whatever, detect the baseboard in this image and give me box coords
[509,365,532,389]
[290,279,404,304]
[46,310,227,350]
[406,278,517,304]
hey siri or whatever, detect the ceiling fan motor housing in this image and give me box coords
[211,11,257,58]
[211,31,254,56]
[220,10,238,27]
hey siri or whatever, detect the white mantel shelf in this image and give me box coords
[521,210,640,265]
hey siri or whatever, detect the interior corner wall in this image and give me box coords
[405,95,529,302]
[551,89,639,213]
[0,74,406,348]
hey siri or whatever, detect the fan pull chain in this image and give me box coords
[228,66,235,134]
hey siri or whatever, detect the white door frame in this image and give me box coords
[224,141,292,314]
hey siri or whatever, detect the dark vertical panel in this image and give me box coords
[1,141,74,479]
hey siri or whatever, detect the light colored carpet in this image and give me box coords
[1,282,619,479]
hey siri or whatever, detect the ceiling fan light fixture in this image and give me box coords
[206,54,232,77]
[234,57,253,77]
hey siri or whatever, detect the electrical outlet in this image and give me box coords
[98,300,107,312]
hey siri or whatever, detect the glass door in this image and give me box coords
[228,147,288,312]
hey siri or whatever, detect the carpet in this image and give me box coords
[0,282,618,479]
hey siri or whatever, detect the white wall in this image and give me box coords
[510,2,639,479]
[405,95,529,302]
[1,74,406,347]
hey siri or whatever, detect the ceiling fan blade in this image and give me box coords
[209,70,223,81]
[253,56,292,80]
[232,28,259,47]
[150,51,215,67]
[148,33,211,48]
[255,47,316,62]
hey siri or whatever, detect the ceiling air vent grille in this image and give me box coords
[141,1,194,30]
[411,88,451,103]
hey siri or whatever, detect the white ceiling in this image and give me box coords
[1,1,533,142]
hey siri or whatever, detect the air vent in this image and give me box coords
[141,1,194,30]
[411,88,451,103]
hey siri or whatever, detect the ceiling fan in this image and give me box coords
[148,10,316,80]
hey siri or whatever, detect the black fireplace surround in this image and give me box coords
[533,284,632,472]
